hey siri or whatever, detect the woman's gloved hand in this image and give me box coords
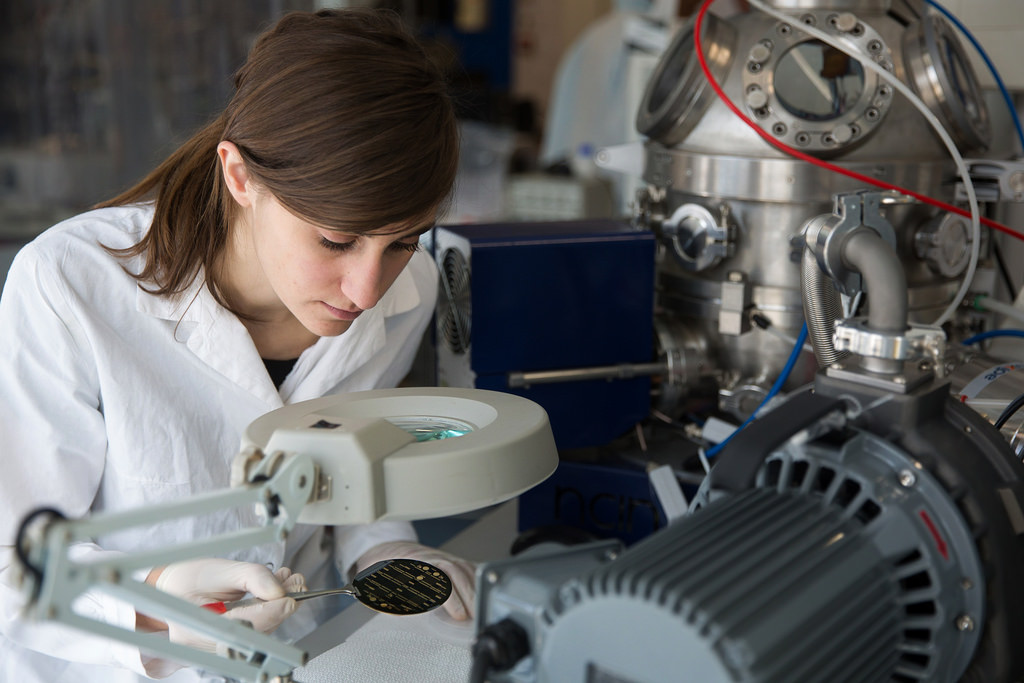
[354,541,476,620]
[150,558,305,651]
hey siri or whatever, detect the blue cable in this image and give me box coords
[925,0,1024,154]
[705,323,809,459]
[962,329,1024,345]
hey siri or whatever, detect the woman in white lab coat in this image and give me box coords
[0,8,473,682]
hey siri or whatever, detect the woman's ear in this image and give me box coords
[217,141,255,208]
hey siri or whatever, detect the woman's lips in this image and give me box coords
[322,302,362,321]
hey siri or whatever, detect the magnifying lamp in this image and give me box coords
[239,387,559,524]
[15,387,558,683]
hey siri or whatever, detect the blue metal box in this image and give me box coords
[433,220,656,449]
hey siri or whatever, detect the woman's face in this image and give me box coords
[242,191,430,337]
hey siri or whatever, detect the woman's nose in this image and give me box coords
[340,254,385,311]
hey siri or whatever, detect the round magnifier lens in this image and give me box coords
[387,416,474,442]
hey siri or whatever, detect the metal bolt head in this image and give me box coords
[745,88,769,110]
[832,124,855,144]
[835,12,858,32]
[485,570,500,585]
[956,615,975,632]
[898,469,916,487]
[749,43,771,63]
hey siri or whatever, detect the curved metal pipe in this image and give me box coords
[841,230,908,333]
[801,244,848,369]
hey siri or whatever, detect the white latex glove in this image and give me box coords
[353,541,476,620]
[153,559,305,652]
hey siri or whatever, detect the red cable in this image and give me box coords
[692,0,1024,241]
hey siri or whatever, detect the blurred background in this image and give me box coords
[3,0,1021,290]
[0,0,622,289]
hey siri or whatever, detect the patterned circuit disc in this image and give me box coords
[351,558,453,615]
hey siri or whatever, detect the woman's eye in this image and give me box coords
[319,236,356,252]
[389,241,422,254]
[318,234,421,254]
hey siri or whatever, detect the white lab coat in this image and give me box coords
[0,204,437,682]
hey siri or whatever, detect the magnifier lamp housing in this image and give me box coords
[239,387,560,524]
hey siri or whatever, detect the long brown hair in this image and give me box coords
[98,8,458,308]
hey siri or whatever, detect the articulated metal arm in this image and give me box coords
[16,448,316,682]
